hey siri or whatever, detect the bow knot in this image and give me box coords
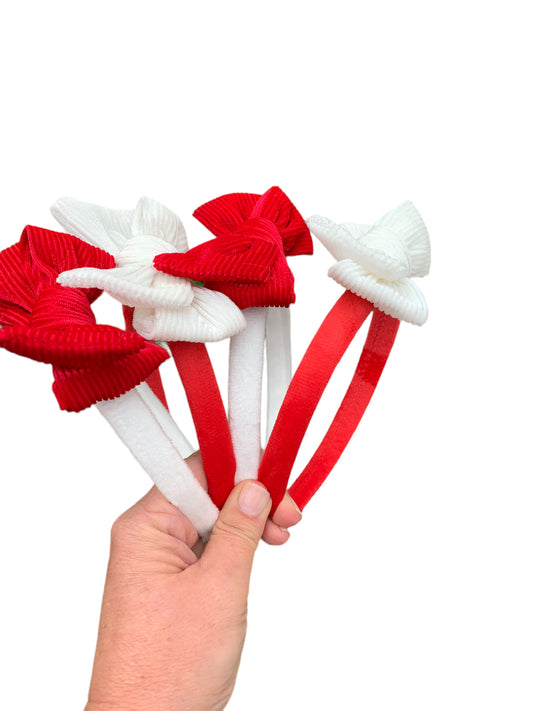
[115,234,178,269]
[31,285,96,328]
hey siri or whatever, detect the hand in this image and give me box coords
[84,456,301,711]
[185,450,302,546]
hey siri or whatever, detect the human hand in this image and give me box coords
[184,450,302,547]
[84,456,301,711]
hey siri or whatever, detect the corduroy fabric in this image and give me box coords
[0,226,168,411]
[154,186,313,309]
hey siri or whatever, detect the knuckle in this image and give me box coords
[211,518,260,551]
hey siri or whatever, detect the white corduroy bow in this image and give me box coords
[307,201,430,325]
[52,196,246,342]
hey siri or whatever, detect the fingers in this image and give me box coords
[131,478,302,551]
[200,480,271,587]
[272,492,302,529]
[261,492,302,546]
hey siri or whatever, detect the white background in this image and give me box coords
[0,1,531,709]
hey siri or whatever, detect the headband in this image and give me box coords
[52,196,245,509]
[0,224,219,538]
[0,193,430,538]
[258,201,430,510]
[155,186,313,483]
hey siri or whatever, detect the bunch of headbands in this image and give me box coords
[0,187,430,539]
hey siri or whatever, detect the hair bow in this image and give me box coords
[53,196,245,342]
[0,226,167,411]
[0,224,218,537]
[308,201,430,325]
[51,196,245,509]
[155,186,313,484]
[155,186,313,308]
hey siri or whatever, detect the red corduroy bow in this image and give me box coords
[154,186,313,308]
[0,226,168,411]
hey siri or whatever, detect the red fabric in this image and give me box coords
[169,341,235,509]
[154,186,313,309]
[289,310,400,510]
[123,305,169,409]
[0,226,168,411]
[258,292,373,509]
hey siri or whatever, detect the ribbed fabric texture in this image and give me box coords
[0,226,168,411]
[54,196,245,343]
[307,203,430,325]
[154,186,313,309]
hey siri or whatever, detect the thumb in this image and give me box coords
[200,480,272,587]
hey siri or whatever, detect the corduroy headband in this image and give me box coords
[0,189,430,537]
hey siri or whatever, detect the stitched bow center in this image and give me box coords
[31,285,96,328]
[115,234,177,268]
[233,217,284,249]
[359,226,412,279]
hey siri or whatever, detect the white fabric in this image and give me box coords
[307,202,430,325]
[97,387,218,539]
[229,307,267,483]
[135,382,194,457]
[52,196,246,342]
[265,307,292,439]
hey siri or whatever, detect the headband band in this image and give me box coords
[155,186,313,482]
[259,202,430,510]
[0,224,219,538]
[52,196,245,508]
[1,194,430,540]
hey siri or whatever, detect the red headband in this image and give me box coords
[155,187,313,489]
[258,293,399,510]
[259,203,430,511]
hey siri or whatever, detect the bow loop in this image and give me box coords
[193,186,313,257]
[131,197,188,251]
[157,186,312,309]
[307,202,430,326]
[376,200,430,277]
[0,227,168,410]
[154,233,279,285]
[22,225,114,297]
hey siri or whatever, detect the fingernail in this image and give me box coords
[288,496,303,519]
[238,481,271,517]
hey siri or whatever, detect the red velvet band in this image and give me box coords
[258,292,399,510]
[258,291,372,507]
[169,341,235,509]
[289,310,399,510]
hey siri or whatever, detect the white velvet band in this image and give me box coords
[135,382,194,457]
[265,307,292,439]
[229,307,267,483]
[97,387,219,538]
